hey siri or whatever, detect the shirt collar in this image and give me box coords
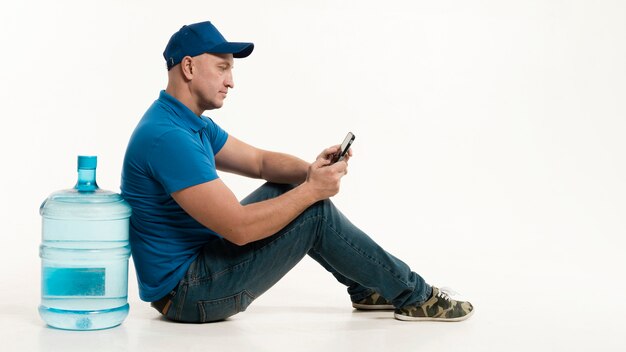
[157,90,209,133]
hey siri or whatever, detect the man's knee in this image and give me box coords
[303,198,337,222]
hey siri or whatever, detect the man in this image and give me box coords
[121,21,473,323]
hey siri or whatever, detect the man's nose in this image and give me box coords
[225,72,234,89]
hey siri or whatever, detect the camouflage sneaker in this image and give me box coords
[394,286,474,322]
[352,292,394,310]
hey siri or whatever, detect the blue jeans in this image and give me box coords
[164,182,431,323]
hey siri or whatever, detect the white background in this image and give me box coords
[1,0,625,351]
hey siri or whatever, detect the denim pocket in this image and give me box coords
[197,290,255,323]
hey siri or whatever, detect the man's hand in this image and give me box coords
[304,145,351,201]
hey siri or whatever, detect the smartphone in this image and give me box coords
[331,132,355,163]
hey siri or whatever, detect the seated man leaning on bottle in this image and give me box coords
[121,20,474,323]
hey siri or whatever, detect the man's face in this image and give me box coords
[190,53,234,111]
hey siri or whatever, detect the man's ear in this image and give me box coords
[181,56,194,80]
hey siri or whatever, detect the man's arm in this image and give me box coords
[172,145,348,246]
[215,135,308,184]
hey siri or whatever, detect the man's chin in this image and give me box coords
[204,101,224,111]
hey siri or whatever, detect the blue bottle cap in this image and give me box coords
[77,156,97,170]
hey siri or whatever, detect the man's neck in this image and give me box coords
[165,85,203,116]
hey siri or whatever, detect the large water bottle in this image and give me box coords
[39,156,132,330]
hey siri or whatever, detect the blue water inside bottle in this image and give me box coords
[39,156,132,330]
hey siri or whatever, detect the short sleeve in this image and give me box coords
[147,129,219,194]
[202,116,228,154]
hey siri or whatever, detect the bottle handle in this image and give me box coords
[39,199,48,215]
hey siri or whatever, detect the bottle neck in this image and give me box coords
[75,168,99,192]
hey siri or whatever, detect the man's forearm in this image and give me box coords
[259,151,308,184]
[174,146,345,246]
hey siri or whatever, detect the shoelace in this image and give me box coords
[438,287,462,301]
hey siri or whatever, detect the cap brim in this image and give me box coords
[210,42,254,58]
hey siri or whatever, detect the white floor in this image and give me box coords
[4,248,626,352]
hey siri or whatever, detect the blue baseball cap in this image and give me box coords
[163,21,254,70]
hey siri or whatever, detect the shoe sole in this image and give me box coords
[394,309,474,322]
[352,303,395,310]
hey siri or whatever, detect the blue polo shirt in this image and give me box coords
[121,90,228,302]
